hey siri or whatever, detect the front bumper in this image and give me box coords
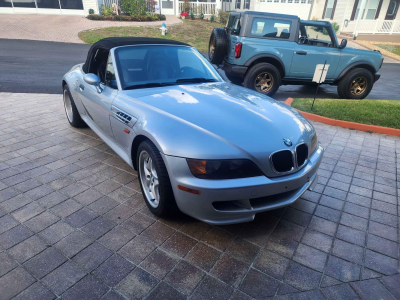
[222,61,248,78]
[162,144,324,225]
[374,73,381,82]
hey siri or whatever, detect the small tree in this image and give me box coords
[120,0,147,16]
[210,14,215,22]
[199,11,204,21]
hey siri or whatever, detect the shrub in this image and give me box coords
[159,14,166,20]
[190,12,195,20]
[88,8,94,14]
[181,11,188,17]
[331,22,339,33]
[99,4,114,16]
[120,0,147,16]
[210,14,214,22]
[87,14,105,20]
[115,15,131,21]
[218,9,229,24]
[199,12,204,21]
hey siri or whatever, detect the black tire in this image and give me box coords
[243,63,281,97]
[337,68,374,99]
[136,140,179,217]
[225,73,243,85]
[63,84,87,128]
[208,28,228,65]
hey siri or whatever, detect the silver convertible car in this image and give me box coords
[62,37,323,225]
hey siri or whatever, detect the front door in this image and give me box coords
[289,24,340,80]
[79,54,118,138]
[161,0,174,15]
[385,0,399,20]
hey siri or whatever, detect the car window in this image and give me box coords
[250,18,291,39]
[105,54,118,89]
[114,46,222,90]
[299,25,334,47]
[227,15,241,35]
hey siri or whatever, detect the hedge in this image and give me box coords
[87,14,166,21]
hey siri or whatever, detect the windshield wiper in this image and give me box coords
[176,78,217,83]
[124,82,175,90]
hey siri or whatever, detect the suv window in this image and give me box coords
[250,18,291,39]
[226,15,241,35]
[105,54,118,89]
[299,25,334,47]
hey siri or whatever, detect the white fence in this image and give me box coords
[178,2,217,15]
[343,20,400,35]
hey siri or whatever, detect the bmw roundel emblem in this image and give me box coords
[283,138,292,147]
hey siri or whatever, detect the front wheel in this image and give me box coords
[243,63,281,97]
[63,85,87,128]
[337,68,373,99]
[137,140,178,217]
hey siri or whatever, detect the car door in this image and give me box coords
[289,25,340,80]
[79,53,117,138]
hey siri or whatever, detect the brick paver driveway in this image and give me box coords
[0,92,399,300]
[0,15,181,44]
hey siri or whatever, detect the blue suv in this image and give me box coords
[209,11,383,99]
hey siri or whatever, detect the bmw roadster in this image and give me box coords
[62,37,323,225]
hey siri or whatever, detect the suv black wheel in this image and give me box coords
[63,84,87,128]
[137,140,179,217]
[337,68,373,99]
[243,63,281,96]
[208,28,228,65]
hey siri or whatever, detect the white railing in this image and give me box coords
[178,2,216,15]
[342,20,400,35]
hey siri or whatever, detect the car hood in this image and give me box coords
[123,83,313,168]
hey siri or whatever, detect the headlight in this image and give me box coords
[311,132,318,154]
[187,159,263,179]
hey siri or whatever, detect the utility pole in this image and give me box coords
[353,0,367,40]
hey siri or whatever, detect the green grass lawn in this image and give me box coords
[79,20,224,52]
[292,98,400,129]
[376,44,400,56]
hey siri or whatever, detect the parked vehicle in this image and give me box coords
[209,11,384,99]
[62,37,323,225]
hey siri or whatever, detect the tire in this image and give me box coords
[337,68,374,99]
[225,73,243,85]
[243,63,281,97]
[63,84,87,128]
[137,140,179,217]
[208,28,228,65]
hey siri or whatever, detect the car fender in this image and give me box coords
[244,53,286,77]
[335,60,377,81]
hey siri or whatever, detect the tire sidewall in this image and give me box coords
[63,85,75,126]
[244,63,281,97]
[339,69,373,99]
[136,141,169,216]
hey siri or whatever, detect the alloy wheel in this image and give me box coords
[255,72,274,93]
[139,150,160,208]
[350,77,367,96]
[63,89,73,123]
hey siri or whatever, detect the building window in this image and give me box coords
[274,0,279,2]
[267,0,272,2]
[37,0,61,9]
[323,0,337,19]
[235,0,241,9]
[281,0,286,2]
[288,0,292,3]
[301,0,306,3]
[0,0,12,7]
[12,0,36,8]
[60,0,83,9]
[294,0,299,3]
[244,0,250,8]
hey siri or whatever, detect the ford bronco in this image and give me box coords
[209,11,383,99]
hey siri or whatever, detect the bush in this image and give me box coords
[87,12,164,21]
[120,0,147,16]
[190,12,195,20]
[88,8,94,14]
[159,14,166,20]
[199,12,204,21]
[87,14,105,20]
[99,4,114,16]
[331,22,339,33]
[210,14,214,22]
[115,15,131,21]
[218,9,229,24]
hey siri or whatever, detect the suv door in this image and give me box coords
[79,53,118,138]
[226,14,242,65]
[289,24,340,80]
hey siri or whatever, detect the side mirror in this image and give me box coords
[83,74,103,93]
[339,38,347,49]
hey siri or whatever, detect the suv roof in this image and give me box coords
[231,11,299,20]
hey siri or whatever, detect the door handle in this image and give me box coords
[79,84,85,91]
[295,51,307,55]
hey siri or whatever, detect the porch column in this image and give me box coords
[353,0,367,39]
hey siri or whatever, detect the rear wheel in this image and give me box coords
[243,63,281,97]
[208,28,228,65]
[63,85,87,128]
[337,68,373,99]
[137,140,178,217]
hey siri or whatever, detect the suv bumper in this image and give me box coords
[222,61,248,78]
[374,73,381,82]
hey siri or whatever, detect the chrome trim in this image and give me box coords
[111,106,137,128]
[270,142,308,175]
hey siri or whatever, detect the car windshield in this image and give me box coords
[114,45,222,90]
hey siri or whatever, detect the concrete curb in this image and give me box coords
[285,97,400,137]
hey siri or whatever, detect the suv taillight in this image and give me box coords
[234,42,242,58]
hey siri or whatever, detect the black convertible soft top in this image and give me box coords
[82,37,190,73]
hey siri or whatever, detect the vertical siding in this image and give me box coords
[84,0,99,14]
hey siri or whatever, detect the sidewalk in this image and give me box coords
[0,14,181,44]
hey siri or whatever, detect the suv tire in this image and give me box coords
[137,140,179,217]
[208,28,228,65]
[337,68,373,99]
[244,63,281,97]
